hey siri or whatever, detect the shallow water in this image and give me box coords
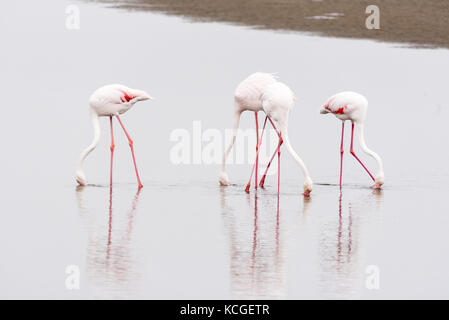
[1,0,449,299]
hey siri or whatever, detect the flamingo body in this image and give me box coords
[89,84,152,117]
[320,91,367,123]
[261,82,294,122]
[234,72,278,112]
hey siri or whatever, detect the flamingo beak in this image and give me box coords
[138,91,154,101]
[143,91,154,100]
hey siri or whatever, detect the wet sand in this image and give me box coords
[93,0,449,48]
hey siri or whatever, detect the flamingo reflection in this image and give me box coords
[220,187,285,299]
[336,192,353,266]
[319,189,383,298]
[76,186,142,298]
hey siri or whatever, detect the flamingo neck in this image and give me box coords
[221,109,242,172]
[356,123,384,177]
[279,122,311,181]
[76,112,101,184]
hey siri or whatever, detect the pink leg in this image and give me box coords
[259,118,283,187]
[245,117,268,192]
[259,137,283,188]
[255,112,259,189]
[109,116,115,187]
[116,115,143,189]
[350,123,375,181]
[277,133,282,194]
[339,122,344,188]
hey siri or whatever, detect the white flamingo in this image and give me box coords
[75,84,153,188]
[219,73,313,196]
[320,91,384,188]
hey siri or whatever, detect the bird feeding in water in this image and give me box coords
[320,91,384,189]
[75,84,153,188]
[219,72,313,196]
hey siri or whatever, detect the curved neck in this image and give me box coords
[279,122,311,179]
[356,123,383,175]
[221,110,242,172]
[77,113,101,176]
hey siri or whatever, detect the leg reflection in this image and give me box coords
[220,187,285,299]
[319,189,384,298]
[76,186,142,298]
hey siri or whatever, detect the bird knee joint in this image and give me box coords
[110,144,115,151]
[128,140,134,147]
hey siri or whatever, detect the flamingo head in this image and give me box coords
[303,177,313,196]
[320,105,330,114]
[219,171,230,186]
[372,172,384,189]
[75,171,87,186]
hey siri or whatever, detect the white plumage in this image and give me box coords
[262,82,295,121]
[89,84,153,117]
[234,72,278,111]
[320,91,368,122]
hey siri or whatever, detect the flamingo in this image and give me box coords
[219,73,313,196]
[75,84,153,188]
[320,91,384,189]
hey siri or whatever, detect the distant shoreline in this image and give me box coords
[92,0,449,49]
